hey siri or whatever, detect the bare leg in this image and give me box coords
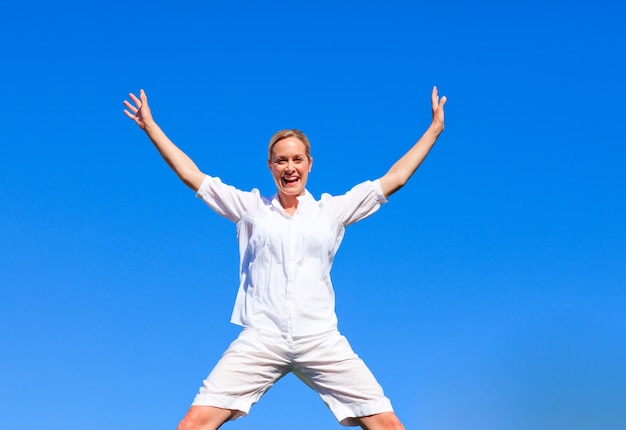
[176,405,238,430]
[356,412,405,430]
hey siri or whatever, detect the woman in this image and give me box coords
[123,87,446,430]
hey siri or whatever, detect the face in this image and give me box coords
[267,136,313,198]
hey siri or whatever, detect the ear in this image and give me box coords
[308,157,313,172]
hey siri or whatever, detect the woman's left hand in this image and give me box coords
[431,86,447,134]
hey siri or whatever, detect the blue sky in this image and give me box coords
[1,1,625,429]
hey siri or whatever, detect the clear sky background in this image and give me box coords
[1,1,625,429]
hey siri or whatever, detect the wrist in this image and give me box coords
[427,122,444,136]
[142,118,159,133]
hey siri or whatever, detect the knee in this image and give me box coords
[358,412,405,430]
[176,413,200,430]
[176,406,212,430]
[383,414,405,430]
[177,406,230,430]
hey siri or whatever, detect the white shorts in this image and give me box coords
[192,328,393,426]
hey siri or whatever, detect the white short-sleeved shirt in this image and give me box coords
[196,176,387,336]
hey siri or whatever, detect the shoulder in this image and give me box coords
[321,179,387,204]
[196,175,266,221]
[318,179,387,226]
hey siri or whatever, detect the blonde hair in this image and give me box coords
[267,129,312,161]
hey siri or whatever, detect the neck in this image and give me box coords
[278,193,300,215]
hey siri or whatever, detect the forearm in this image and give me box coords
[379,124,442,197]
[143,120,206,191]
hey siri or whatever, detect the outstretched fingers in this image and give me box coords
[431,86,447,109]
[430,86,446,131]
[123,93,140,118]
[123,90,153,129]
[123,101,137,119]
[130,91,142,106]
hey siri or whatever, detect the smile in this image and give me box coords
[282,177,300,186]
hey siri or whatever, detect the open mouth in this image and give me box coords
[281,177,300,187]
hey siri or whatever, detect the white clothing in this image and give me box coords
[192,328,393,425]
[196,175,387,336]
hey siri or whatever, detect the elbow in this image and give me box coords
[179,168,205,191]
[380,172,408,198]
[387,181,406,198]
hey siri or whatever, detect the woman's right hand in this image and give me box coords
[123,89,154,130]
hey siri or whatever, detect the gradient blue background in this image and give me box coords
[1,1,625,429]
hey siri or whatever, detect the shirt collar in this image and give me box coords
[270,190,315,213]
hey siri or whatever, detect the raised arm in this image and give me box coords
[379,86,447,198]
[123,89,206,191]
